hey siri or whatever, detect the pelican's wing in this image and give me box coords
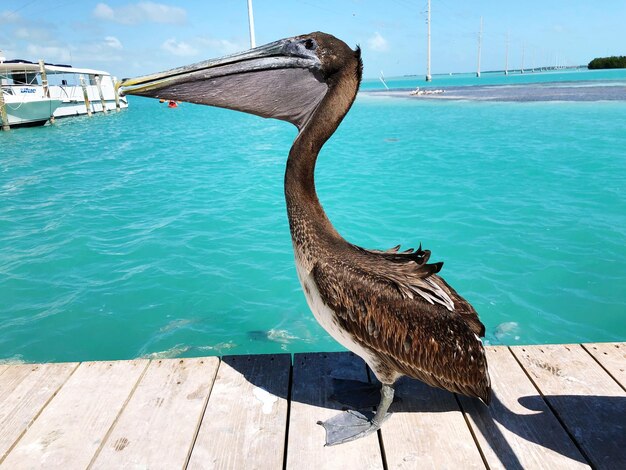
[356,243,485,337]
[309,258,491,402]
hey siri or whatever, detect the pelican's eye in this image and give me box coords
[304,39,316,50]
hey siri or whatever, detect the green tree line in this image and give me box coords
[588,56,626,69]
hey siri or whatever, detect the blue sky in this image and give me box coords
[1,1,624,79]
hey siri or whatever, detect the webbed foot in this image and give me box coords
[317,409,391,446]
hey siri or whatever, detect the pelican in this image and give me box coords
[120,32,491,445]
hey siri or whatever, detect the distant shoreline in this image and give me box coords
[360,80,626,102]
[394,66,587,79]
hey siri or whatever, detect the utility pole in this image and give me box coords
[426,0,432,81]
[476,16,483,78]
[247,0,256,49]
[504,32,509,75]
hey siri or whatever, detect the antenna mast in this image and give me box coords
[426,0,432,81]
[476,16,483,78]
[504,32,509,75]
[247,0,256,48]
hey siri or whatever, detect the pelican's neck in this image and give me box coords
[284,66,360,256]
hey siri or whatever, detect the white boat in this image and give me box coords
[0,63,61,128]
[1,60,127,129]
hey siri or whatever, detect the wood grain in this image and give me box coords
[459,346,588,469]
[512,344,626,470]
[582,342,626,389]
[0,344,622,468]
[1,360,147,469]
[188,354,290,470]
[380,375,485,469]
[285,352,384,470]
[0,362,78,463]
[91,357,219,469]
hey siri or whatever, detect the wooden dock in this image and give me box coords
[0,343,624,469]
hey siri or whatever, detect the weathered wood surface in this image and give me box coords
[511,344,626,470]
[380,377,485,469]
[582,342,626,389]
[0,362,78,462]
[285,352,384,470]
[91,357,219,469]
[0,343,623,469]
[1,360,147,469]
[187,354,290,470]
[459,346,588,470]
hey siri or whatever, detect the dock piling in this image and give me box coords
[94,75,108,113]
[114,80,121,112]
[79,75,92,117]
[0,88,10,131]
[38,59,55,124]
[0,69,9,130]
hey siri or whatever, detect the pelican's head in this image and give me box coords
[120,32,361,130]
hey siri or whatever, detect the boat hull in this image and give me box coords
[1,97,62,127]
[53,97,128,118]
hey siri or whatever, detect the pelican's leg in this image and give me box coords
[329,377,381,408]
[318,383,394,446]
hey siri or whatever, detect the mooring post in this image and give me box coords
[0,87,10,131]
[79,75,92,117]
[114,79,121,112]
[94,75,107,113]
[38,59,55,124]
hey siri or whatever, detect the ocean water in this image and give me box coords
[363,67,626,90]
[1,69,625,363]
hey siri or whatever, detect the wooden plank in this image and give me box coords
[582,342,626,389]
[285,352,384,470]
[380,375,485,469]
[188,354,290,470]
[91,357,219,469]
[1,360,147,469]
[0,362,78,463]
[511,344,626,470]
[459,346,588,469]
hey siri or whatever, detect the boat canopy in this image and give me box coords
[0,63,41,73]
[0,62,111,76]
[45,65,110,76]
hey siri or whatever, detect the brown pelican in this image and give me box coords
[120,32,491,445]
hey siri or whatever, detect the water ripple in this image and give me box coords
[1,84,625,362]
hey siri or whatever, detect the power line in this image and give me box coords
[4,0,39,19]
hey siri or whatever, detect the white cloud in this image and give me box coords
[93,3,115,21]
[14,26,54,41]
[162,38,198,57]
[26,44,72,63]
[0,10,21,25]
[104,36,123,50]
[93,2,186,25]
[367,32,389,52]
[72,37,125,62]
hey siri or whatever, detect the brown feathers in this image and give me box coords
[309,246,491,403]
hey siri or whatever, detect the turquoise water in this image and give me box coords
[1,69,625,363]
[363,67,626,90]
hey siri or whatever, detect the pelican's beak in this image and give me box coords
[119,35,327,129]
